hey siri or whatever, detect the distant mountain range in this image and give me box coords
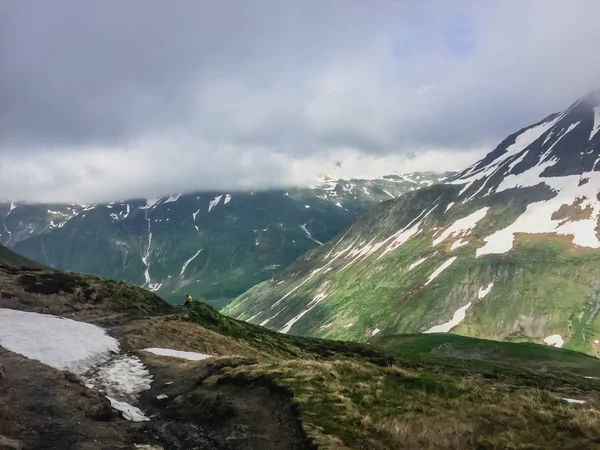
[224,90,600,356]
[0,172,448,308]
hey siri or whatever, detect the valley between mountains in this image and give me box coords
[0,173,445,310]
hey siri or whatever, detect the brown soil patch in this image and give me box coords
[115,315,262,358]
[551,199,593,223]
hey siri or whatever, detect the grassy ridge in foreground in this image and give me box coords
[187,301,600,449]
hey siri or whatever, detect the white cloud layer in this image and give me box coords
[1,0,599,202]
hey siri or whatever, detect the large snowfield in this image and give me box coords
[0,308,120,374]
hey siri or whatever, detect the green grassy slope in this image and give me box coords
[187,301,600,449]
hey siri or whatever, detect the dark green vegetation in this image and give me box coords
[182,301,600,449]
[0,172,445,309]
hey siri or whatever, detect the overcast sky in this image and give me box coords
[1,1,599,203]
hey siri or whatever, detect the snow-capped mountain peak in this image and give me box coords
[454,90,600,201]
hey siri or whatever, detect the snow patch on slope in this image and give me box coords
[299,224,324,246]
[424,301,471,333]
[279,293,327,334]
[2,202,17,244]
[141,212,153,287]
[381,189,395,199]
[450,239,468,250]
[590,106,600,140]
[270,268,325,310]
[163,194,181,204]
[144,348,211,361]
[110,204,131,221]
[376,203,440,261]
[180,249,203,276]
[425,257,457,285]
[141,197,161,210]
[224,194,232,204]
[208,195,223,212]
[543,334,564,348]
[477,168,600,257]
[433,207,489,246]
[478,282,494,299]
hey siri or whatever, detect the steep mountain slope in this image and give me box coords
[0,240,46,268]
[224,90,600,355]
[0,172,445,308]
[2,255,600,449]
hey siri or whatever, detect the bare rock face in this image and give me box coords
[0,365,6,381]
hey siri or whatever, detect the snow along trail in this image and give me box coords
[408,257,428,271]
[299,224,324,245]
[559,398,586,404]
[144,348,211,361]
[0,308,153,421]
[180,249,203,276]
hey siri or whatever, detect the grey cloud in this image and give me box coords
[1,0,600,202]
